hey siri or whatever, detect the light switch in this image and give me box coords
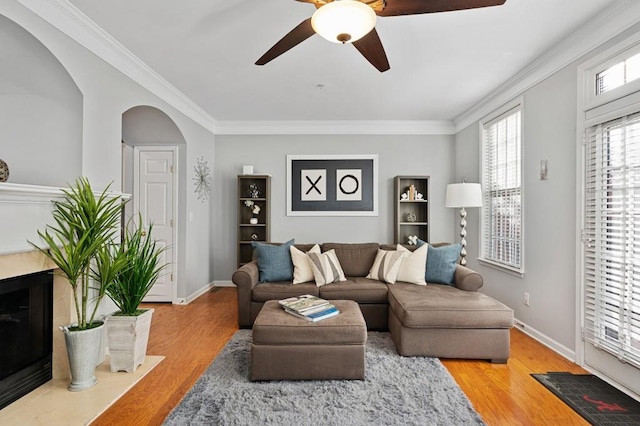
[540,160,548,180]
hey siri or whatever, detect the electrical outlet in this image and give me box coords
[524,292,530,306]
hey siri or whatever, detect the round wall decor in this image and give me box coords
[0,159,9,182]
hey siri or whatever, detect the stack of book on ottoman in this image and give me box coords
[279,295,339,322]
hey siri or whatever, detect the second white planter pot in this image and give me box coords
[106,308,154,373]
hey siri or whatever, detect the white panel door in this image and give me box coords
[135,148,175,302]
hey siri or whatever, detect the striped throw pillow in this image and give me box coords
[308,249,347,287]
[366,249,406,284]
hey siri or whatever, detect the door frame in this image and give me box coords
[575,31,640,398]
[133,145,179,304]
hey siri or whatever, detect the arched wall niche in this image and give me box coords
[0,14,82,186]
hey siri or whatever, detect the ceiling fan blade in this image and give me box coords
[352,28,390,72]
[378,0,506,17]
[294,0,327,6]
[256,18,315,66]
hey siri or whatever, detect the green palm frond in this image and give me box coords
[106,216,168,315]
[29,178,125,330]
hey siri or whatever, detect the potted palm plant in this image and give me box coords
[103,217,166,373]
[30,178,124,391]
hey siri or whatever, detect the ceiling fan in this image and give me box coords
[256,0,507,72]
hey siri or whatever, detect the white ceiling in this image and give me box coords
[68,0,619,122]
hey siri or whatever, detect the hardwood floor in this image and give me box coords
[93,288,589,425]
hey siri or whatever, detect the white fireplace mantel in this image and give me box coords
[0,182,129,255]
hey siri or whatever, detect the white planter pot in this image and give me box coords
[62,322,104,392]
[106,308,154,373]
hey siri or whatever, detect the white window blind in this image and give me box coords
[584,112,640,367]
[481,106,522,270]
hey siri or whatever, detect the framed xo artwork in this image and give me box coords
[286,154,378,216]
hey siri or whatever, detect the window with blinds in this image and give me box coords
[481,105,523,271]
[584,112,640,367]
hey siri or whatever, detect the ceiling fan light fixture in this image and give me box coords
[311,0,377,44]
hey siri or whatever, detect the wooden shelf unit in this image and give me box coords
[237,175,271,268]
[394,175,430,245]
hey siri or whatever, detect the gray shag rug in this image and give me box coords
[164,330,485,425]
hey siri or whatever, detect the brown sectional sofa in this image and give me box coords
[232,242,514,363]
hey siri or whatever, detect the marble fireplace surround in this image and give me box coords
[0,183,128,380]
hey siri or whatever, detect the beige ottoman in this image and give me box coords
[251,300,367,381]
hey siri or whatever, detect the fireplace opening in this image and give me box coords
[0,270,53,410]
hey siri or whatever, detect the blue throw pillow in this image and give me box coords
[251,239,295,282]
[417,240,461,285]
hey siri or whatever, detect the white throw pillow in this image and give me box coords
[366,249,406,284]
[307,249,347,287]
[290,244,321,284]
[396,244,428,285]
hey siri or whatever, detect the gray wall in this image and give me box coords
[1,3,216,303]
[454,22,640,354]
[455,64,578,352]
[213,134,456,281]
[0,14,82,186]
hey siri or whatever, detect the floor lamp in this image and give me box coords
[445,183,482,266]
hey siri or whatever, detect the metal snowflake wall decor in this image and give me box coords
[193,156,212,202]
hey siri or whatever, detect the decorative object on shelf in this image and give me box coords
[243,165,254,175]
[193,156,212,202]
[0,159,9,182]
[244,200,261,225]
[251,233,259,241]
[405,212,417,223]
[401,189,423,201]
[247,183,261,198]
[407,235,418,245]
[445,182,483,266]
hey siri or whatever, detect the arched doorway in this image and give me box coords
[122,106,186,302]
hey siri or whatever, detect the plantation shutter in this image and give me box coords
[481,106,523,270]
[583,112,640,367]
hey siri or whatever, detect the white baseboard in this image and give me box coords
[213,280,236,288]
[174,282,217,305]
[513,317,576,363]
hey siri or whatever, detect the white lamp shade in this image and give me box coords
[445,183,483,208]
[311,0,377,44]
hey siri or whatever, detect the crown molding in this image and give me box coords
[214,120,455,135]
[15,0,217,133]
[454,0,640,133]
[10,1,454,137]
